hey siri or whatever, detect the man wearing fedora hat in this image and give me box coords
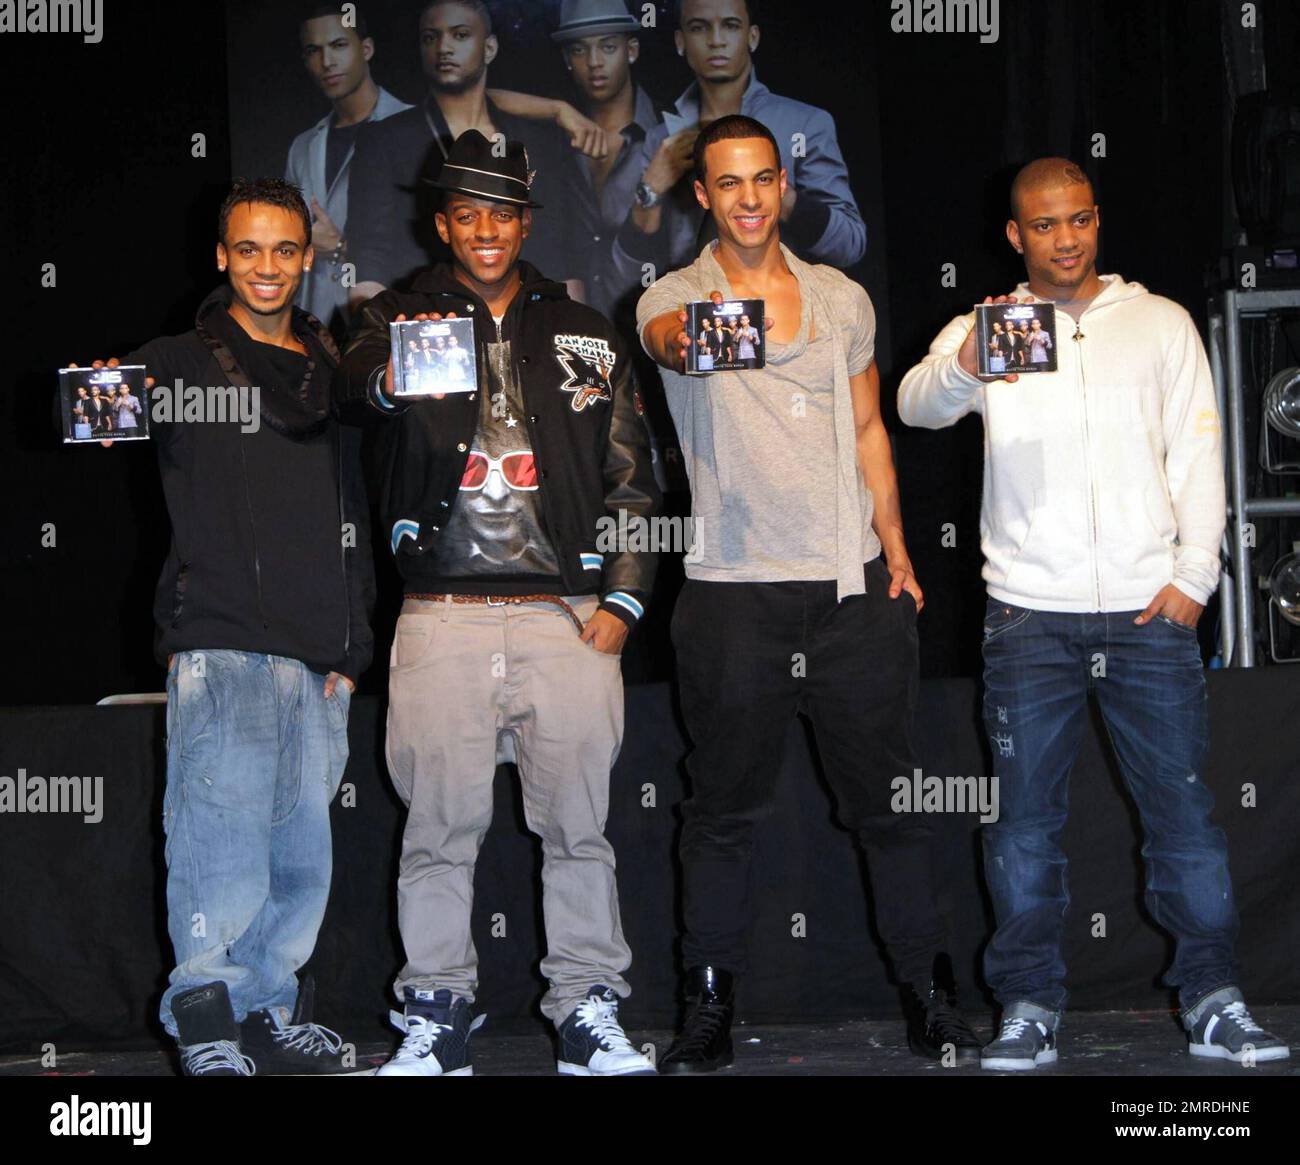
[337,129,662,1077]
[547,0,663,326]
[346,0,572,307]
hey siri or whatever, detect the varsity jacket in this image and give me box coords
[334,261,661,628]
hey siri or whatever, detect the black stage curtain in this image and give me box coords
[2,670,1297,1052]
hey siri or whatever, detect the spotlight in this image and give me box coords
[1264,367,1300,440]
[1268,550,1300,626]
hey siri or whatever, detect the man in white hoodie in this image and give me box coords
[898,157,1289,1071]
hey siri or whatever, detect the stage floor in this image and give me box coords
[5,1007,1296,1077]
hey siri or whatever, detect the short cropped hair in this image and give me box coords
[218,178,313,246]
[674,0,756,25]
[422,0,493,36]
[693,113,780,181]
[301,3,370,40]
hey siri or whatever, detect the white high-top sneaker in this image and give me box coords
[376,988,483,1077]
[556,986,657,1076]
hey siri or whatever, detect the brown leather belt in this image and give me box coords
[406,592,585,634]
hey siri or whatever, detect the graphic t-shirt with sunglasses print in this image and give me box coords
[427,315,564,592]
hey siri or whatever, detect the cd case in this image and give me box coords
[686,298,765,375]
[389,317,478,396]
[975,301,1058,376]
[60,365,149,444]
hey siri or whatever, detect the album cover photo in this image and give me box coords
[389,317,478,396]
[976,301,1058,376]
[686,298,766,375]
[59,365,149,444]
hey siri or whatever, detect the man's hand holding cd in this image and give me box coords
[66,357,155,447]
[649,290,774,375]
[386,312,457,401]
[959,295,1024,382]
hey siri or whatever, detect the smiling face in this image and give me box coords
[1008,180,1101,300]
[421,1,495,94]
[436,194,529,289]
[300,13,372,102]
[216,201,311,318]
[677,0,758,84]
[694,135,785,252]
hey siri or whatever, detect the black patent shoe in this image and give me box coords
[659,966,735,1075]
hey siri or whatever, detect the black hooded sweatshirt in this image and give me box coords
[126,286,374,679]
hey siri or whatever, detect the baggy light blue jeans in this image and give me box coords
[159,650,350,1036]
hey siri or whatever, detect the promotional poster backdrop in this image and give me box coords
[222,0,890,366]
[9,0,1292,705]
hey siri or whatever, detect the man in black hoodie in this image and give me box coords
[337,130,660,1076]
[92,178,374,1075]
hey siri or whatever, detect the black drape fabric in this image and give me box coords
[1,670,1296,1051]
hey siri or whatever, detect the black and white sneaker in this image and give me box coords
[375,987,483,1077]
[173,981,255,1077]
[1184,986,1291,1064]
[241,976,368,1075]
[981,1001,1059,1071]
[556,986,656,1076]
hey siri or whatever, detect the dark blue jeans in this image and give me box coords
[980,601,1239,1012]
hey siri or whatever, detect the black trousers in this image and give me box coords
[671,557,947,987]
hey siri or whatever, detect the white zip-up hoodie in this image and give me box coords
[897,274,1224,612]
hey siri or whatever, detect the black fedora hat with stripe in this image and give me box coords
[424,129,543,209]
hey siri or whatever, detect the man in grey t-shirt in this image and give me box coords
[638,115,982,1073]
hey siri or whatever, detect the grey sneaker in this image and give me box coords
[1183,986,1290,1064]
[981,1001,1059,1071]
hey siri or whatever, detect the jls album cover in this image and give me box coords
[976,301,1058,376]
[59,365,149,444]
[389,317,478,396]
[685,298,766,374]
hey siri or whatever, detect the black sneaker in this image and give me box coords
[659,966,735,1075]
[173,981,255,1076]
[376,987,483,1077]
[241,979,358,1075]
[981,1001,1059,1071]
[1183,986,1291,1064]
[556,986,656,1076]
[903,954,984,1064]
